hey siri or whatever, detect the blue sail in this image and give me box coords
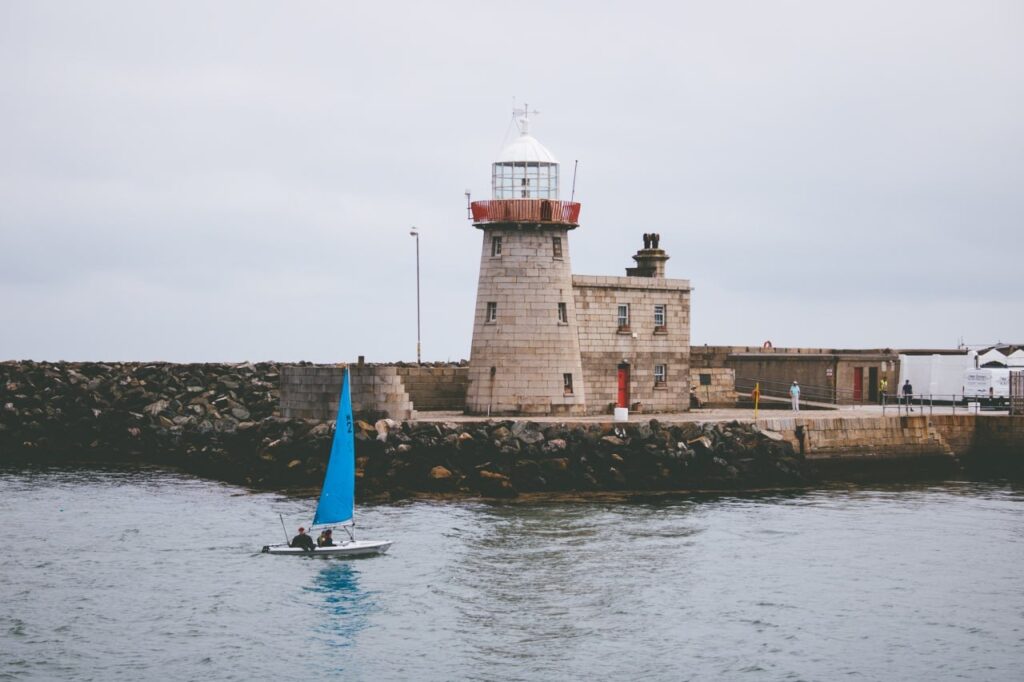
[312,367,355,528]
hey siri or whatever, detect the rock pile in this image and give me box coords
[353,419,812,498]
[1,361,814,496]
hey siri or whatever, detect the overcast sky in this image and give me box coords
[1,1,1021,363]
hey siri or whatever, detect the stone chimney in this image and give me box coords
[625,232,669,278]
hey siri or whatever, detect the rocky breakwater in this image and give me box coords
[353,418,814,498]
[0,361,289,478]
[1,361,814,496]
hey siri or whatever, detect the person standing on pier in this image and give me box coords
[879,377,888,405]
[902,380,914,412]
[790,381,801,412]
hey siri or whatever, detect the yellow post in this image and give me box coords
[753,382,760,420]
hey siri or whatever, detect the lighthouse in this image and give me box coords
[465,108,587,416]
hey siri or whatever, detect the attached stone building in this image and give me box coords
[464,112,691,416]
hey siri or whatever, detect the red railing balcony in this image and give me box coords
[471,199,581,225]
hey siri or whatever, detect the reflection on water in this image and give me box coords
[306,563,377,652]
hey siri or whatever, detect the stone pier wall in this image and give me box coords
[278,365,468,420]
[279,365,414,420]
[400,367,468,411]
[756,414,1024,476]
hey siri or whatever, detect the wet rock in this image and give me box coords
[429,465,453,480]
[511,421,545,445]
[542,438,567,453]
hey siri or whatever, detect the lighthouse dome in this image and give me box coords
[492,129,561,200]
[496,133,560,165]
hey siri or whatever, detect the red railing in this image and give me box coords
[471,199,581,225]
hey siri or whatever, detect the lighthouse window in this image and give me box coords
[491,235,502,257]
[654,304,666,330]
[552,237,563,258]
[486,302,497,323]
[492,161,559,200]
[617,304,630,330]
[557,302,568,324]
[654,364,667,386]
[563,373,574,395]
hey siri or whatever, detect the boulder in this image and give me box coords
[429,465,453,480]
[511,421,545,445]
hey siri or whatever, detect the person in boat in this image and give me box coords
[317,529,335,547]
[290,527,316,552]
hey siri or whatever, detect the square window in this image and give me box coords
[654,304,666,329]
[491,235,502,257]
[486,302,497,323]
[654,364,667,385]
[557,302,568,324]
[552,236,563,258]
[563,373,574,394]
[699,373,712,386]
[617,304,630,330]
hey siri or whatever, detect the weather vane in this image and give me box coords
[512,101,540,135]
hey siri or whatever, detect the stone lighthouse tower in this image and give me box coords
[465,109,586,415]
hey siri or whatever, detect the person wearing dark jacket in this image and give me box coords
[902,380,914,412]
[290,527,315,551]
[317,529,335,547]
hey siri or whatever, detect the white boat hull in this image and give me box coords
[261,539,392,557]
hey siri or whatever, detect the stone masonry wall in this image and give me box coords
[280,365,468,420]
[573,275,691,415]
[465,225,587,416]
[398,367,468,411]
[280,366,413,420]
[689,368,737,406]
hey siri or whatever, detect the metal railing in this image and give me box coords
[1012,371,1024,416]
[880,394,991,416]
[470,199,581,225]
[736,376,1010,416]
[735,377,838,404]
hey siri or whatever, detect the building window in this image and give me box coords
[617,304,630,330]
[557,302,568,324]
[654,364,667,386]
[486,302,497,323]
[654,304,666,330]
[491,235,502,257]
[552,236,563,258]
[563,373,574,394]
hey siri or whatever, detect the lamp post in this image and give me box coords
[409,227,421,365]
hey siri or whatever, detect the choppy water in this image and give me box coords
[1,466,1023,681]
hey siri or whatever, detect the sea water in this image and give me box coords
[1,465,1022,681]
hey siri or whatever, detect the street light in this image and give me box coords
[409,227,421,365]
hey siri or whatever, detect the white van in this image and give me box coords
[963,368,1010,407]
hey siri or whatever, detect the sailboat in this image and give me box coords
[262,367,392,557]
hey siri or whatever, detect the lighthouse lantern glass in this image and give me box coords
[492,161,559,200]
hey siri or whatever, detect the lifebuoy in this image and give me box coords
[762,340,773,350]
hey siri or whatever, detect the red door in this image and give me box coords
[853,367,863,402]
[617,365,630,407]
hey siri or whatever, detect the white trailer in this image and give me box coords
[897,353,976,402]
